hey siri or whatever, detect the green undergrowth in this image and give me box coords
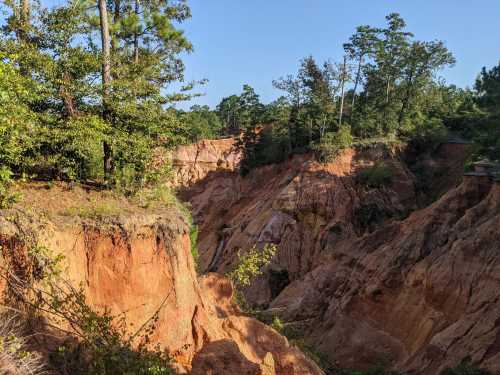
[440,357,491,375]
[60,200,123,219]
[226,244,277,312]
[0,167,22,209]
[181,202,200,271]
[358,162,394,188]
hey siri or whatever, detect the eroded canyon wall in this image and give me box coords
[172,137,499,374]
[0,185,323,375]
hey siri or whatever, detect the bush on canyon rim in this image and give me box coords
[0,167,21,209]
[358,162,394,188]
[312,125,354,163]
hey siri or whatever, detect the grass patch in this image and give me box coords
[60,200,122,219]
[134,185,179,210]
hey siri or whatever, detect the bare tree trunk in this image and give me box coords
[98,0,114,180]
[111,0,120,53]
[351,54,363,109]
[60,72,79,118]
[398,72,414,128]
[20,0,29,26]
[338,56,347,126]
[133,0,140,64]
[17,0,29,41]
[385,78,391,104]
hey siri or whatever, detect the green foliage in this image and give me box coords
[312,125,354,162]
[441,357,491,375]
[358,162,394,188]
[0,0,204,185]
[227,244,277,311]
[407,118,448,154]
[45,286,173,375]
[217,85,264,135]
[227,244,277,289]
[469,62,500,161]
[229,14,462,175]
[0,167,20,209]
[179,105,223,142]
[238,126,291,175]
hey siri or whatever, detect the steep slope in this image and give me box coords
[176,141,419,306]
[172,138,499,374]
[0,183,323,375]
[272,176,500,374]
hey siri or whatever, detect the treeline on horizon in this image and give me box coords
[213,14,500,174]
[0,1,498,187]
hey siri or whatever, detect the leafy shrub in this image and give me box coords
[407,118,448,154]
[45,286,173,375]
[358,162,393,188]
[313,125,353,163]
[227,244,277,289]
[0,167,21,209]
[238,126,291,176]
[227,244,277,311]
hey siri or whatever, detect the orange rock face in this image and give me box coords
[177,142,419,306]
[174,138,499,374]
[272,179,500,374]
[170,137,241,188]
[0,199,323,374]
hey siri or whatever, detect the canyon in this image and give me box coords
[171,137,500,374]
[0,184,322,375]
[0,136,497,375]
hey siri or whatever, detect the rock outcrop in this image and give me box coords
[177,144,419,306]
[173,138,499,374]
[170,137,241,187]
[0,184,323,375]
[272,176,500,374]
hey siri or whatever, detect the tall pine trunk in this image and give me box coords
[21,0,29,25]
[133,0,140,64]
[398,71,414,128]
[98,0,113,180]
[338,56,347,126]
[111,0,120,53]
[351,54,363,109]
[16,0,29,42]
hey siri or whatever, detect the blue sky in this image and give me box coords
[38,0,500,109]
